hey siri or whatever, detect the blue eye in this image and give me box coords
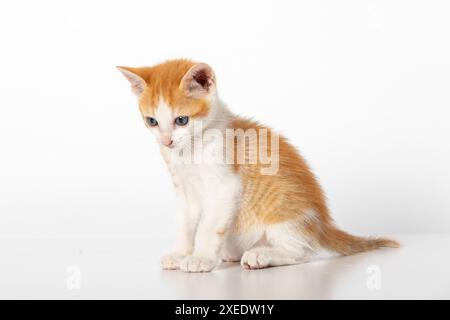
[175,116,189,126]
[146,117,158,127]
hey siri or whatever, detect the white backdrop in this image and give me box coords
[0,0,449,240]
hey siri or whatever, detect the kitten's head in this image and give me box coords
[117,59,216,149]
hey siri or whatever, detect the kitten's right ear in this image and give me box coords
[116,66,147,97]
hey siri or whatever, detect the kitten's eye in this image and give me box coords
[175,116,189,126]
[146,117,158,127]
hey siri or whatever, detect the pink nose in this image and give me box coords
[161,136,173,147]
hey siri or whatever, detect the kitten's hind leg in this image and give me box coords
[241,246,310,269]
[240,221,315,269]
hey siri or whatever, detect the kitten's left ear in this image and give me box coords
[116,66,147,97]
[180,63,216,99]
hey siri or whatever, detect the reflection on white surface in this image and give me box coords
[0,235,449,299]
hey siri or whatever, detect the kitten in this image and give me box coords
[118,59,398,272]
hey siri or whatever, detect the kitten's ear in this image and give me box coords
[116,66,147,97]
[180,63,216,99]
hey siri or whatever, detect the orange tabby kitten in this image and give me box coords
[118,59,398,272]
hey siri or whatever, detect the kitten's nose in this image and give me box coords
[161,136,173,147]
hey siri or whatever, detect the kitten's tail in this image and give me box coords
[320,225,400,255]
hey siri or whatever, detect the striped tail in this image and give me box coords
[320,225,400,256]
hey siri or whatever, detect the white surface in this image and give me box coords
[0,234,449,299]
[1,1,450,241]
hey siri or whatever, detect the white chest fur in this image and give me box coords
[161,141,241,214]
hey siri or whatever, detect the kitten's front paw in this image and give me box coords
[180,255,219,273]
[161,253,186,270]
